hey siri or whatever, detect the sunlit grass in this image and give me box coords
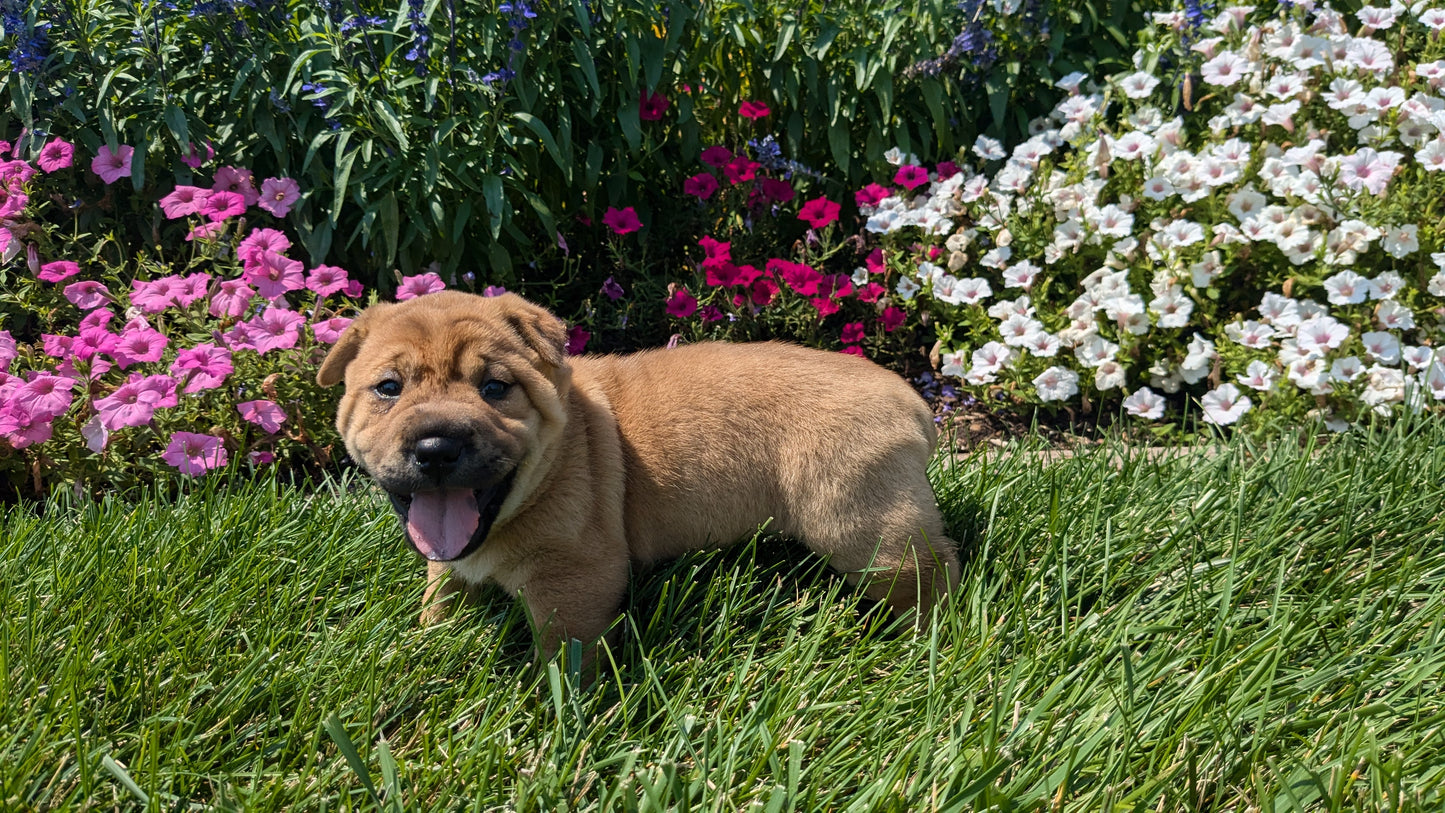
[4,421,1445,810]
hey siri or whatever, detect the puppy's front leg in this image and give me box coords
[519,560,629,669]
[419,561,480,625]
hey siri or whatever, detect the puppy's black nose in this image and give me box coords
[413,435,464,477]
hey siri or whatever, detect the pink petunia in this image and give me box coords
[311,317,353,345]
[700,146,733,167]
[565,325,591,355]
[306,264,350,296]
[212,166,260,206]
[91,144,135,184]
[841,322,865,344]
[738,100,771,119]
[865,248,886,274]
[180,141,215,169]
[665,288,698,318]
[37,138,74,173]
[0,329,15,371]
[0,403,53,449]
[170,343,233,393]
[840,345,866,358]
[810,297,840,317]
[209,278,256,319]
[706,261,744,287]
[855,184,892,207]
[258,177,301,217]
[602,206,643,235]
[244,306,306,354]
[893,164,930,190]
[396,272,446,300]
[70,327,119,361]
[856,282,886,303]
[202,190,247,221]
[38,260,80,283]
[14,375,76,421]
[249,450,275,466]
[683,172,719,200]
[186,221,227,242]
[159,185,211,219]
[179,273,211,307]
[243,250,306,299]
[936,161,960,179]
[237,399,288,434]
[94,374,178,431]
[880,306,907,332]
[749,276,780,306]
[238,228,292,264]
[639,91,670,121]
[110,325,169,369]
[161,432,229,476]
[41,334,75,359]
[130,276,189,314]
[797,197,841,228]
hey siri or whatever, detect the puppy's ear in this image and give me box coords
[317,302,395,387]
[496,294,568,369]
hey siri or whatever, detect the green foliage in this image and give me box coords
[5,424,1445,808]
[4,0,1149,293]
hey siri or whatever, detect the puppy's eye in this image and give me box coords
[374,379,403,398]
[480,379,510,400]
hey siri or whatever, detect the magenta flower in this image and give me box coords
[855,183,892,207]
[866,248,886,273]
[880,306,907,332]
[91,144,135,184]
[0,404,53,449]
[893,164,930,191]
[481,285,506,297]
[238,399,287,434]
[0,329,15,371]
[212,166,260,206]
[244,251,306,299]
[856,282,886,303]
[841,322,865,344]
[0,186,26,219]
[797,197,841,228]
[239,228,292,263]
[700,146,733,167]
[38,260,80,283]
[248,450,275,466]
[683,172,719,200]
[602,206,643,235]
[811,296,840,317]
[665,288,698,318]
[180,141,215,169]
[840,345,866,358]
[565,325,590,356]
[699,235,731,263]
[311,317,353,345]
[769,259,823,296]
[758,178,794,203]
[161,432,229,476]
[722,156,759,185]
[936,161,960,179]
[41,334,75,359]
[258,177,301,217]
[209,278,256,319]
[699,305,724,323]
[749,276,780,306]
[639,90,670,121]
[110,325,169,368]
[179,273,211,307]
[245,307,306,354]
[306,264,350,296]
[706,261,743,286]
[396,272,446,300]
[171,343,234,393]
[37,138,74,173]
[203,190,247,221]
[738,100,771,119]
[160,185,211,219]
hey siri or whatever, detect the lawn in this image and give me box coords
[4,423,1445,811]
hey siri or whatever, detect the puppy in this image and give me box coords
[318,291,959,660]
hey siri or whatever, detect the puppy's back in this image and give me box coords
[572,342,939,561]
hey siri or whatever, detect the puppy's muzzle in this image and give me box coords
[413,434,464,482]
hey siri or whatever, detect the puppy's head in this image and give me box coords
[318,291,570,562]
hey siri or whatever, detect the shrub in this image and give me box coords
[2,0,1144,295]
[849,0,1445,430]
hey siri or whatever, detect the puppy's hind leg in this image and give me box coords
[419,561,484,625]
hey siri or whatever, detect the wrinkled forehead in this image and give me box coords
[355,309,523,381]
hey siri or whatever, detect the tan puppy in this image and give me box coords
[318,291,959,660]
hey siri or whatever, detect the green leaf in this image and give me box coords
[483,174,505,240]
[380,192,399,266]
[828,122,851,177]
[163,104,189,147]
[571,39,601,102]
[773,17,797,63]
[617,101,642,151]
[514,112,567,174]
[331,143,357,224]
[372,99,409,152]
[322,714,381,806]
[129,138,147,192]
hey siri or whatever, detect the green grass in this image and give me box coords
[4,422,1445,811]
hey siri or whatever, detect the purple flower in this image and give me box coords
[64,280,111,310]
[397,272,446,300]
[161,432,229,476]
[171,343,234,393]
[601,276,625,301]
[237,399,287,434]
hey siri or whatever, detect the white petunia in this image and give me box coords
[954,277,993,305]
[1237,360,1277,391]
[1294,315,1350,357]
[1323,270,1371,305]
[1423,361,1445,400]
[1119,70,1161,99]
[971,341,1015,374]
[998,313,1043,346]
[940,351,966,378]
[1021,331,1061,357]
[1074,335,1119,368]
[1403,345,1436,371]
[1002,260,1042,289]
[1201,383,1252,426]
[1330,356,1365,382]
[1224,320,1275,349]
[1361,331,1402,364]
[1200,51,1251,86]
[1382,224,1420,258]
[1151,290,1195,328]
[972,135,1006,161]
[1361,365,1406,411]
[1376,300,1415,331]
[1032,366,1079,402]
[895,276,921,301]
[1430,271,1445,296]
[1122,387,1165,419]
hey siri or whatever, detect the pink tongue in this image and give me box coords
[406,489,481,561]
